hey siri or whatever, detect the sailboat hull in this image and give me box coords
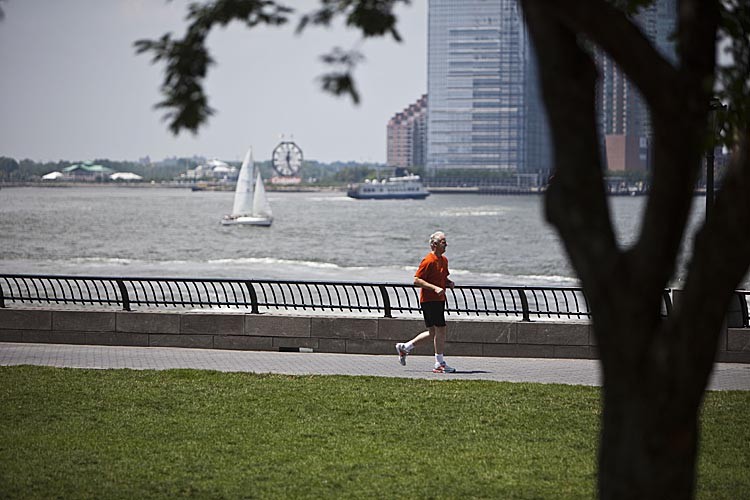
[221,215,273,226]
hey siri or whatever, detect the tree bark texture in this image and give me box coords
[520,0,750,498]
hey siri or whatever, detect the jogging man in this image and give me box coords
[395,231,456,373]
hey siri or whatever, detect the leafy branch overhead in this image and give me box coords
[717,0,750,147]
[135,0,410,135]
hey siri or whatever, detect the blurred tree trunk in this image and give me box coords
[520,0,750,498]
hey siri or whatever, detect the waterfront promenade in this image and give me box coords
[1,342,748,390]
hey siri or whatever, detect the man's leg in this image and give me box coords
[432,324,455,373]
[395,327,435,365]
[433,325,446,355]
[408,327,435,347]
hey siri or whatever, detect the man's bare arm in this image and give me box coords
[414,276,444,296]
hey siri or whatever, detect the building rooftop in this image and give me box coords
[62,162,114,174]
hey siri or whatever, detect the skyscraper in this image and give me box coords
[426,0,550,176]
[387,95,427,170]
[594,0,677,172]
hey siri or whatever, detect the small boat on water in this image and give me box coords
[221,148,273,226]
[347,173,430,200]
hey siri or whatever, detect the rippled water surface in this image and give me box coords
[2,186,739,287]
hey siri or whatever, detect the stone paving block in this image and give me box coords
[214,335,273,351]
[51,331,90,344]
[0,330,27,342]
[517,322,589,345]
[554,345,594,359]
[26,330,87,344]
[273,337,319,349]
[514,344,555,358]
[117,312,180,334]
[482,344,519,357]
[590,345,600,359]
[0,310,52,330]
[345,339,397,355]
[716,350,750,363]
[717,325,727,351]
[445,341,483,357]
[181,313,243,335]
[311,317,377,340]
[727,328,750,351]
[149,334,213,349]
[377,318,423,340]
[449,320,516,344]
[589,327,597,346]
[245,315,311,337]
[317,338,347,353]
[85,332,149,347]
[53,311,116,332]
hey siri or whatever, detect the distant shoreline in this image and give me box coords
[0,182,662,197]
[0,181,345,192]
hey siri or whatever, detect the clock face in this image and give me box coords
[271,141,303,177]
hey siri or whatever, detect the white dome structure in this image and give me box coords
[109,172,143,181]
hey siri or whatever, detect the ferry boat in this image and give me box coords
[347,174,430,200]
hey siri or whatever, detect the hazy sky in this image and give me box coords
[0,0,427,164]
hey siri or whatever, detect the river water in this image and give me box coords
[1,186,745,288]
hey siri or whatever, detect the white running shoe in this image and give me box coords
[395,343,410,366]
[433,362,456,374]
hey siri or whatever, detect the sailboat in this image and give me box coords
[221,148,273,226]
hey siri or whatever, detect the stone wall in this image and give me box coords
[0,308,748,362]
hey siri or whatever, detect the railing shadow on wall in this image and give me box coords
[1,274,748,326]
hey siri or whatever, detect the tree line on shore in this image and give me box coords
[0,155,658,187]
[0,156,396,185]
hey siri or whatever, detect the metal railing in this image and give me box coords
[733,290,750,327]
[0,274,597,321]
[1,274,743,325]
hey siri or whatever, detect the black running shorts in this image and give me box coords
[421,301,446,328]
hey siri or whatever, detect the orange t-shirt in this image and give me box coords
[415,252,449,303]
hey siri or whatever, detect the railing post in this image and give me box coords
[662,289,673,317]
[727,291,749,328]
[115,279,131,311]
[378,285,392,318]
[516,288,530,322]
[0,281,5,308]
[244,281,260,314]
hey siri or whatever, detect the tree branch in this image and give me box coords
[521,0,621,308]
[630,0,719,295]
[677,0,721,88]
[135,0,293,135]
[547,0,680,117]
[297,0,409,41]
[540,0,716,305]
[674,133,750,400]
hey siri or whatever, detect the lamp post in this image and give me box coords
[706,97,726,218]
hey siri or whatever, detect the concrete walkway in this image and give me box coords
[1,342,749,390]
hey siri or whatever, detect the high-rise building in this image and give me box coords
[595,0,677,172]
[426,0,550,176]
[387,94,427,170]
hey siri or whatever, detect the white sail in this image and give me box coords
[252,169,273,219]
[231,148,254,216]
[221,146,272,226]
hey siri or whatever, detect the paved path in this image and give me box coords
[1,342,749,390]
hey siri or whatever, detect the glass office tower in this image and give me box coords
[426,0,550,175]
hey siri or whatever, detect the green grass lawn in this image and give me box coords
[0,366,747,499]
